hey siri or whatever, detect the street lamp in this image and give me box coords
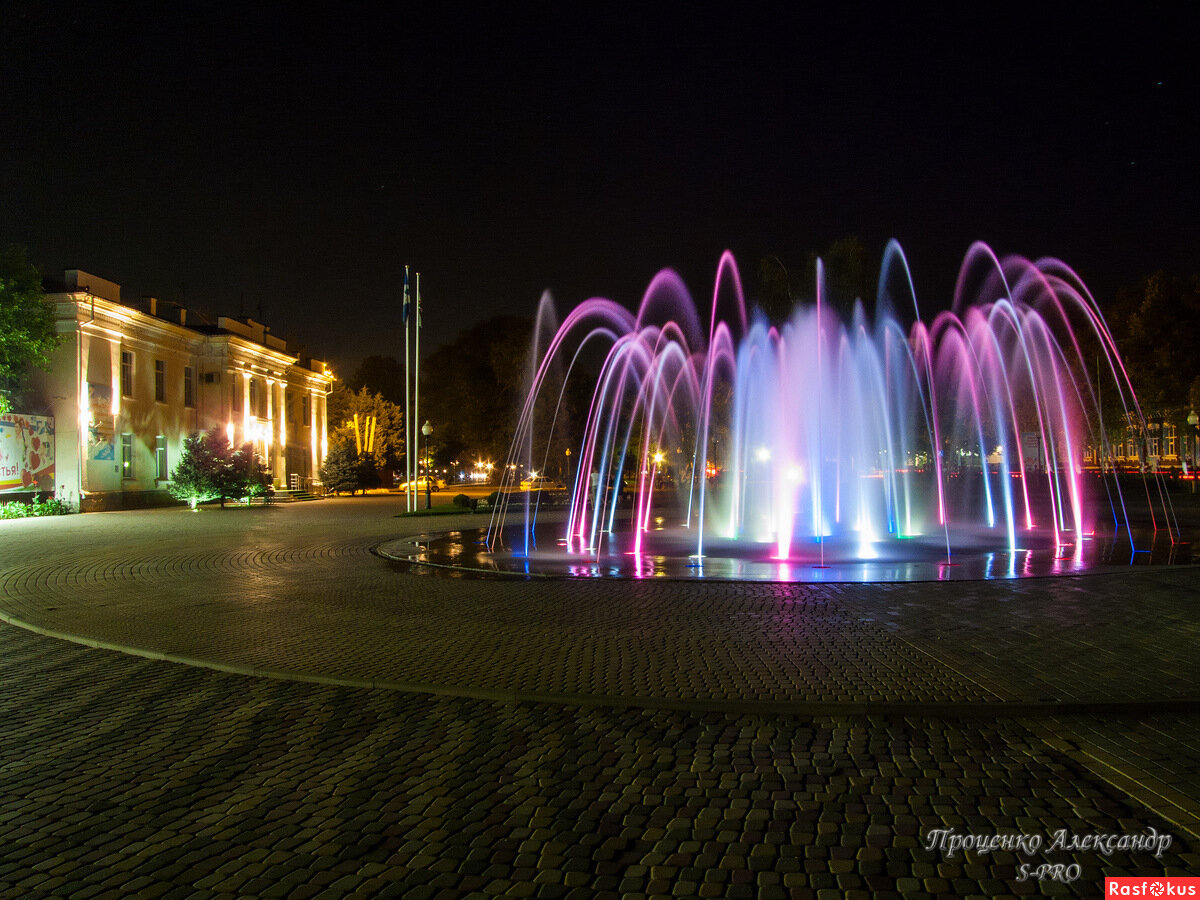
[1188,410,1199,491]
[421,420,433,509]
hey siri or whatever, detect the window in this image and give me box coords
[232,379,243,412]
[1166,425,1178,457]
[155,435,168,480]
[120,350,133,398]
[249,378,258,417]
[155,359,166,402]
[121,433,134,479]
[184,366,195,408]
[301,394,311,424]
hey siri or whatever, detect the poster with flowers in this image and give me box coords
[0,414,55,493]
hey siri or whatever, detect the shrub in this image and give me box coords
[0,496,72,518]
[0,500,29,518]
[452,493,472,509]
[30,496,71,516]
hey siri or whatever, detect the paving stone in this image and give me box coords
[0,499,1194,898]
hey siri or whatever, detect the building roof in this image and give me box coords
[46,269,331,378]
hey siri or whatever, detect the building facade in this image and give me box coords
[1084,420,1187,473]
[29,270,333,510]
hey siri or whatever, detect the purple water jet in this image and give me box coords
[483,242,1176,581]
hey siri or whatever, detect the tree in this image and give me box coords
[348,355,405,406]
[168,426,269,508]
[0,245,61,414]
[229,441,270,500]
[326,382,404,485]
[1091,270,1200,468]
[755,255,794,326]
[753,237,877,327]
[169,430,225,508]
[1107,271,1200,420]
[420,315,534,466]
[318,428,371,494]
[802,236,876,320]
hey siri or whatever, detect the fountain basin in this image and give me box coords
[382,518,1190,582]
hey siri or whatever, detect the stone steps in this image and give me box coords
[269,488,321,502]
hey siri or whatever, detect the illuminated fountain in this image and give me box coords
[447,241,1179,580]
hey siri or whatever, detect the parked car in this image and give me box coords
[398,476,445,492]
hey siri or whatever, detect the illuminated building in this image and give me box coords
[28,270,333,510]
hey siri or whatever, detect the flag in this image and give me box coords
[416,275,422,327]
[402,266,411,325]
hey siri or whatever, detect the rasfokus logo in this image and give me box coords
[1106,878,1200,896]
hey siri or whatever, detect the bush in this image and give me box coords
[452,493,472,509]
[0,496,72,518]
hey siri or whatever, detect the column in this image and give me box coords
[310,389,318,481]
[76,329,90,497]
[242,371,251,442]
[319,391,328,466]
[111,342,122,417]
[279,384,287,447]
[265,377,275,478]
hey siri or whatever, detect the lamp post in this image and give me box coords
[1188,410,1199,492]
[421,420,433,509]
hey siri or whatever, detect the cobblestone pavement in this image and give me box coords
[0,497,1197,897]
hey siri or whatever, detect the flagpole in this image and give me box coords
[414,271,421,502]
[403,266,413,510]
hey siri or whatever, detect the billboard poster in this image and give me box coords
[88,382,112,428]
[0,414,55,493]
[86,383,114,462]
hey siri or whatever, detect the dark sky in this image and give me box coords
[2,2,1197,373]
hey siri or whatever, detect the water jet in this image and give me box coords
[434,243,1182,581]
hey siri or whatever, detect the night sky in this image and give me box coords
[2,3,1197,373]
